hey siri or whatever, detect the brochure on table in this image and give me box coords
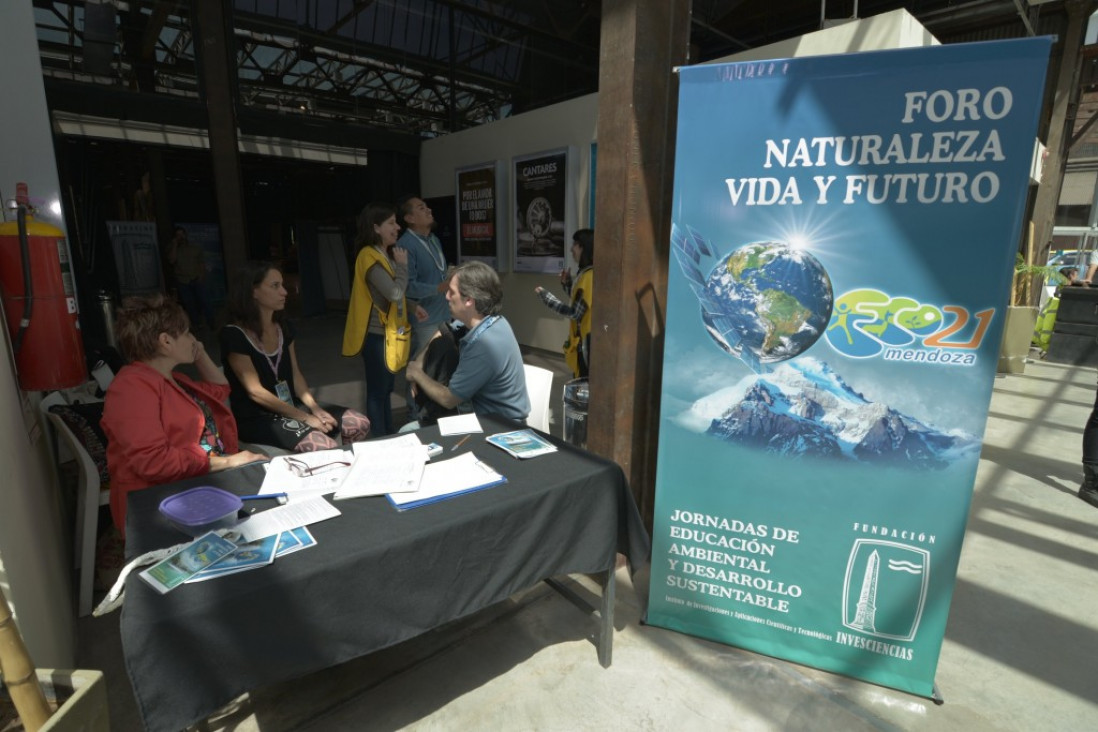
[187,534,279,582]
[486,429,558,459]
[139,532,237,593]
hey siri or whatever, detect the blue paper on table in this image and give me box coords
[275,527,317,557]
[186,534,279,582]
[138,532,238,593]
[387,451,506,510]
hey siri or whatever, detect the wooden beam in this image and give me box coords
[194,0,249,274]
[1030,0,1097,296]
[588,0,690,530]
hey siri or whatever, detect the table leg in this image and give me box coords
[543,565,616,668]
[597,565,615,668]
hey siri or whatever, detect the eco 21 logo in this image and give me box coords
[824,289,993,365]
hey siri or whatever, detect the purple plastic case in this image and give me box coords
[158,486,243,537]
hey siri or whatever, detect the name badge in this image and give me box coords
[275,380,293,405]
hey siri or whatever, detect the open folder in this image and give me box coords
[387,452,506,510]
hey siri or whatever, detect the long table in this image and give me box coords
[120,417,651,732]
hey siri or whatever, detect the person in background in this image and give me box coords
[168,226,215,332]
[397,195,446,417]
[1081,390,1098,508]
[1083,249,1098,284]
[342,202,409,436]
[222,262,370,452]
[1059,266,1080,288]
[101,295,266,535]
[535,228,594,378]
[407,261,529,422]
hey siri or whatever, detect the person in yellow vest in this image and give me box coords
[341,202,408,436]
[535,229,593,378]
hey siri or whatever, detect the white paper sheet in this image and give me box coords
[437,413,483,436]
[334,435,428,499]
[238,496,342,542]
[258,449,353,501]
[387,452,505,508]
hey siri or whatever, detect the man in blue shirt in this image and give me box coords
[398,195,449,417]
[406,262,530,422]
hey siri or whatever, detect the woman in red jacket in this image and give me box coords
[101,295,266,534]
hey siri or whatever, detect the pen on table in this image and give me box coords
[241,493,288,504]
[451,435,472,452]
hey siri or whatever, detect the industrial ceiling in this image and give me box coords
[33,1,1068,146]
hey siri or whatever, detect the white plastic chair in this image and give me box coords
[40,393,109,618]
[523,364,554,433]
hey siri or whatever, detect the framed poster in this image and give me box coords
[512,148,571,274]
[455,162,499,269]
[178,223,226,306]
[106,220,163,296]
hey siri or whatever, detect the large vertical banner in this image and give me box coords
[456,162,499,268]
[513,148,569,273]
[648,39,1050,697]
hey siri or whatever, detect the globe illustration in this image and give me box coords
[701,241,833,365]
[526,197,553,237]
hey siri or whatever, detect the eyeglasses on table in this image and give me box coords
[283,456,352,477]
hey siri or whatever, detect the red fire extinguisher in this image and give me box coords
[0,182,87,390]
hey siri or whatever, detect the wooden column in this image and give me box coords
[194,0,249,276]
[1029,0,1097,288]
[588,0,690,528]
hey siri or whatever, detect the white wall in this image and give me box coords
[420,94,598,353]
[0,1,76,666]
[418,10,935,354]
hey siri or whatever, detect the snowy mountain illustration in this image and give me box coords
[673,357,978,469]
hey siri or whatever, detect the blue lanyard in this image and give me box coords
[462,315,500,349]
[411,231,445,272]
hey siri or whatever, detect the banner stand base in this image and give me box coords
[932,684,945,705]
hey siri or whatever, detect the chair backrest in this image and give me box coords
[47,411,105,501]
[45,402,111,500]
[38,391,73,462]
[523,364,554,433]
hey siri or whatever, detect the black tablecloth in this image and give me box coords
[121,417,650,732]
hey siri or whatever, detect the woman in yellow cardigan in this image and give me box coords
[342,202,408,435]
[535,229,594,378]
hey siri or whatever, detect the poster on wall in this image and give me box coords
[456,162,499,268]
[646,39,1050,697]
[178,223,227,306]
[512,148,569,274]
[106,221,162,295]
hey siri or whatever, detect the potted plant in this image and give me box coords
[0,588,109,731]
[998,252,1068,374]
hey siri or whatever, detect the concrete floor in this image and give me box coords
[75,315,1098,731]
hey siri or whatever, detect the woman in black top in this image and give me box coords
[220,261,370,451]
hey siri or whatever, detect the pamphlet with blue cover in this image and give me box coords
[187,534,279,582]
[139,531,237,593]
[486,429,558,459]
